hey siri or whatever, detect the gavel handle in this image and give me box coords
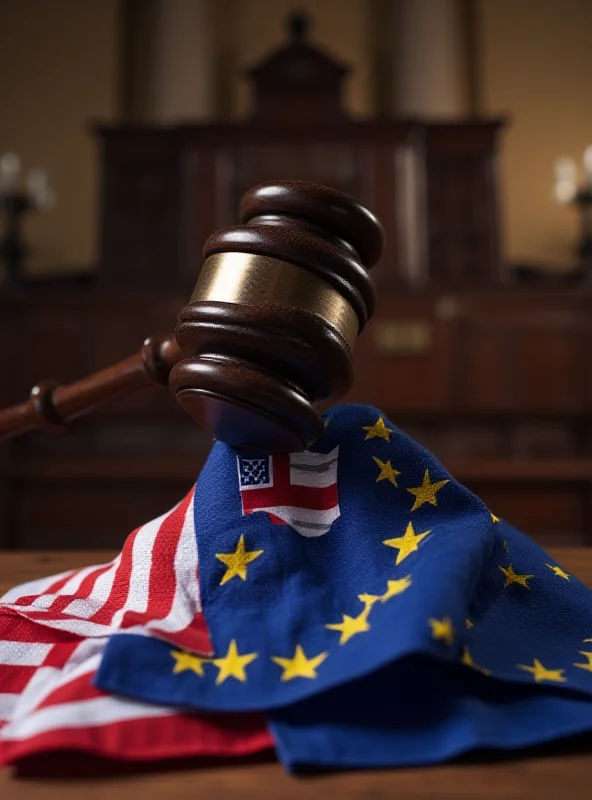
[0,334,183,442]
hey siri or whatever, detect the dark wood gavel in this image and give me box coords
[0,181,384,453]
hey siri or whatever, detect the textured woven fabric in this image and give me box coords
[0,488,271,764]
[93,404,592,770]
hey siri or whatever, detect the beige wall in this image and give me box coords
[215,0,375,118]
[478,0,592,268]
[3,0,592,274]
[0,0,120,274]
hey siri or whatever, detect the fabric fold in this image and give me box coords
[4,403,592,771]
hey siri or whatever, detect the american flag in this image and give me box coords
[0,488,271,764]
[237,446,340,537]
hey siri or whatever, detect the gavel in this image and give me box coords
[0,181,384,453]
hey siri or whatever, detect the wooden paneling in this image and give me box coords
[1,33,589,549]
[457,305,592,414]
[468,483,586,548]
[2,287,592,550]
[349,299,455,412]
[426,123,504,283]
[97,132,182,285]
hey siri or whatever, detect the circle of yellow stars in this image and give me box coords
[168,573,415,685]
[272,646,328,681]
[517,659,566,684]
[168,415,584,694]
[429,616,455,646]
[325,575,412,645]
[499,564,533,589]
[461,647,491,676]
[373,456,400,487]
[574,640,592,672]
[546,563,570,581]
[407,469,449,512]
[215,534,263,585]
[383,521,431,566]
[362,417,392,442]
[170,639,259,685]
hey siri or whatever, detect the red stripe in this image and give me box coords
[0,709,273,765]
[267,513,288,525]
[4,609,97,624]
[88,526,142,626]
[13,570,78,607]
[114,490,213,655]
[35,671,103,711]
[149,614,213,655]
[0,611,76,644]
[242,482,338,513]
[46,564,113,613]
[41,641,81,669]
[42,597,74,613]
[0,664,37,694]
[120,492,192,629]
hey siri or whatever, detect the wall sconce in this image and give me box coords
[0,153,55,287]
[553,147,592,280]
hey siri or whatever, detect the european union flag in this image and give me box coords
[96,404,592,771]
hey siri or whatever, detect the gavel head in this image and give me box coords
[169,180,384,453]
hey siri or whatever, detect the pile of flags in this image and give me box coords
[2,403,592,772]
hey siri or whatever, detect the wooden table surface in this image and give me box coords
[2,548,592,799]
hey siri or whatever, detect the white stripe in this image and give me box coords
[146,489,201,635]
[0,642,53,667]
[8,643,106,725]
[56,564,110,597]
[20,593,61,610]
[1,607,116,638]
[110,506,175,629]
[63,555,121,618]
[290,447,338,467]
[18,564,109,613]
[2,510,166,636]
[0,569,76,604]
[259,504,339,525]
[0,694,18,721]
[259,504,340,537]
[1,694,176,741]
[8,666,61,723]
[290,446,339,487]
[5,615,115,638]
[0,502,186,641]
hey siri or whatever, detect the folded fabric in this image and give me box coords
[4,403,592,773]
[0,497,272,764]
[92,403,592,771]
[269,521,592,770]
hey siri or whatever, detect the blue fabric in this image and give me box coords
[270,656,592,770]
[95,403,592,769]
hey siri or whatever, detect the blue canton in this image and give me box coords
[237,456,271,488]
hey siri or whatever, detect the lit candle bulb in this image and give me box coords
[553,156,577,204]
[0,153,21,192]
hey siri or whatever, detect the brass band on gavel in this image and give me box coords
[191,252,360,350]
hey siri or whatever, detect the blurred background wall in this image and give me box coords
[478,0,592,269]
[0,0,120,274]
[1,0,592,551]
[1,0,592,274]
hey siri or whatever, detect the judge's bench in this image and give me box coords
[1,20,591,550]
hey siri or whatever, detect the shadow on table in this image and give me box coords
[8,734,592,781]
